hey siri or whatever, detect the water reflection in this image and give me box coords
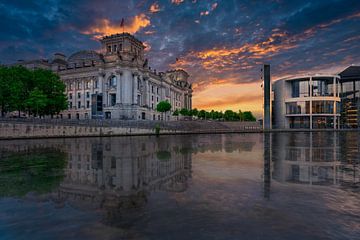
[270,132,359,188]
[0,133,359,239]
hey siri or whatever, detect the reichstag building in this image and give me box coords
[15,33,193,120]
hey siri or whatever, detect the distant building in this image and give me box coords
[272,66,360,129]
[12,33,192,120]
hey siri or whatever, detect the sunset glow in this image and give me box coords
[1,0,360,117]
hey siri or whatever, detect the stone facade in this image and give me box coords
[14,33,192,120]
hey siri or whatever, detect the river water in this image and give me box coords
[0,132,359,240]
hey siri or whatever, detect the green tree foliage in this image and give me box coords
[173,109,179,116]
[156,100,171,113]
[179,108,191,116]
[242,111,256,121]
[190,108,198,117]
[194,108,255,121]
[25,88,48,116]
[0,66,67,117]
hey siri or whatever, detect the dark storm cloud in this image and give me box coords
[0,0,359,87]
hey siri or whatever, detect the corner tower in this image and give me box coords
[100,33,145,62]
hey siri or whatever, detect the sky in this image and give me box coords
[0,0,360,117]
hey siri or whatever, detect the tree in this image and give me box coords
[0,66,67,117]
[179,108,190,116]
[25,88,48,117]
[243,111,256,121]
[156,100,172,120]
[32,69,67,116]
[198,110,206,119]
[173,109,179,116]
[190,108,198,117]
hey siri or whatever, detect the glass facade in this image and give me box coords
[340,79,360,128]
[289,116,310,128]
[312,78,336,97]
[286,101,310,114]
[312,101,335,114]
[291,80,310,98]
[312,117,336,129]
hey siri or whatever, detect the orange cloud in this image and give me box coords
[143,41,151,51]
[82,14,150,38]
[172,0,184,5]
[149,2,160,13]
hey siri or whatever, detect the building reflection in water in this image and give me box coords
[46,136,192,226]
[269,132,359,188]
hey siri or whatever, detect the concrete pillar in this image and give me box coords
[263,64,271,130]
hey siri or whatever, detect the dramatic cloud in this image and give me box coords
[1,0,360,114]
[171,0,184,5]
[82,14,151,38]
[149,2,160,13]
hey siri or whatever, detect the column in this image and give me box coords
[115,70,122,104]
[141,76,147,106]
[133,73,138,105]
[333,76,337,129]
[82,78,86,110]
[309,77,313,129]
[122,69,132,104]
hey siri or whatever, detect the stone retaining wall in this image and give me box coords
[0,122,184,139]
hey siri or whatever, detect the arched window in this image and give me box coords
[109,76,117,87]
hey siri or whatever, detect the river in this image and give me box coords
[0,132,359,240]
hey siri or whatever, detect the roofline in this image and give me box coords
[276,74,340,82]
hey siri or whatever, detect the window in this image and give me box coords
[110,94,116,106]
[69,83,73,90]
[111,157,116,169]
[151,85,154,93]
[86,92,90,98]
[137,95,141,105]
[137,79,141,90]
[119,44,122,51]
[78,92,81,98]
[157,87,159,94]
[77,82,82,89]
[78,101,81,108]
[69,93,72,100]
[86,101,90,108]
[94,80,99,88]
[69,101,72,108]
[86,81,90,89]
[152,96,154,101]
[109,76,117,87]
[113,45,117,52]
[107,45,111,53]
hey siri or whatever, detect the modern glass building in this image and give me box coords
[339,66,360,128]
[272,66,360,129]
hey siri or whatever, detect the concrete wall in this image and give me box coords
[0,122,180,139]
[0,120,262,140]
